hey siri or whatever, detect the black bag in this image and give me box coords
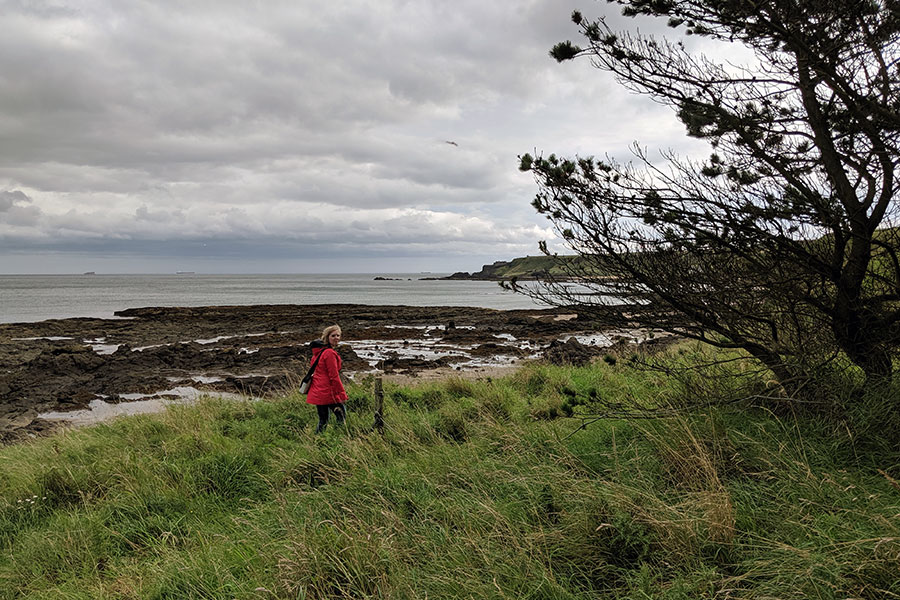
[299,347,326,394]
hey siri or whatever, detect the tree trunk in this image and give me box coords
[745,345,804,397]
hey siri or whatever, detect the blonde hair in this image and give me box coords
[321,324,342,343]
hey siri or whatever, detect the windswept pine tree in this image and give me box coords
[521,0,900,400]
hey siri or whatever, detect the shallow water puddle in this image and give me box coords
[132,343,169,352]
[449,352,542,369]
[349,334,544,370]
[92,344,120,355]
[83,337,120,354]
[195,335,234,344]
[351,337,473,365]
[39,387,246,426]
[191,375,226,384]
[562,333,616,346]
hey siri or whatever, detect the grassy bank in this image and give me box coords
[1,347,898,599]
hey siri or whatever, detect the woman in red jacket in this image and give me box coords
[307,324,348,433]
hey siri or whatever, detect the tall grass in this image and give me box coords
[1,348,897,599]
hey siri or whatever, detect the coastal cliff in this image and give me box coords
[437,255,577,280]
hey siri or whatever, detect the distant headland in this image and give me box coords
[420,255,576,281]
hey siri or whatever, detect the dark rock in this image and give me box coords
[0,303,628,443]
[469,343,530,357]
[441,328,486,342]
[542,338,602,366]
[57,390,95,408]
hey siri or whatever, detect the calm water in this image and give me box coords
[0,274,545,323]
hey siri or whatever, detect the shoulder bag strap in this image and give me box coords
[302,348,327,383]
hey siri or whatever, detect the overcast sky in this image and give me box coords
[0,0,714,274]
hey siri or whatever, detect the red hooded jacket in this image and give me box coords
[306,342,348,405]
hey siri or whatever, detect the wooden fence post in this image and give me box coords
[373,376,384,434]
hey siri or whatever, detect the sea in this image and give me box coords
[0,273,546,324]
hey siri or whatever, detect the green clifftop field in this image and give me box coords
[445,255,584,280]
[449,226,900,281]
[1,344,898,599]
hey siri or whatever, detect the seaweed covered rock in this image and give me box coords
[542,338,601,366]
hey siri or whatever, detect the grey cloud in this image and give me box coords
[0,0,717,272]
[0,190,42,226]
[1,205,43,227]
[135,205,183,223]
[0,190,32,211]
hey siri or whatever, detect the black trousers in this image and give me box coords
[315,403,345,433]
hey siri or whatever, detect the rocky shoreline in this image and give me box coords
[0,303,654,443]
